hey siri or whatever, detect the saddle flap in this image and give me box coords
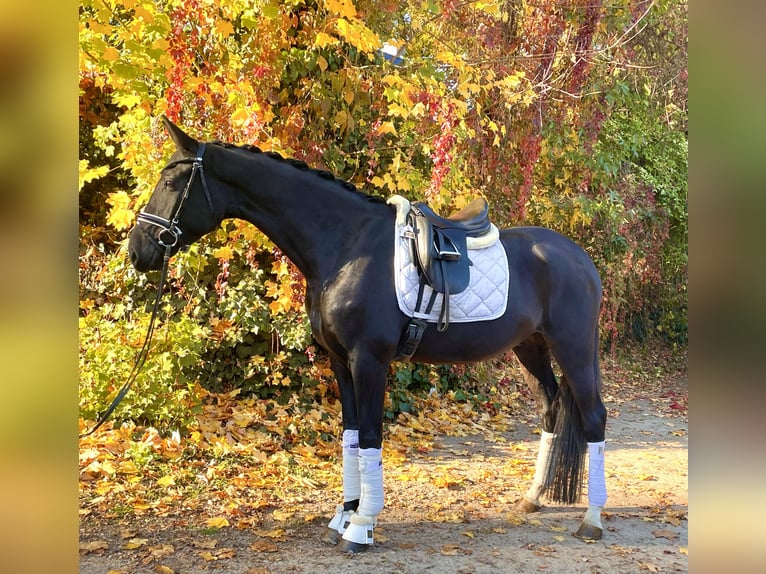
[411,213,471,294]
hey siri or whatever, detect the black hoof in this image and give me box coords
[337,539,370,554]
[515,498,542,514]
[573,523,603,541]
[322,529,341,546]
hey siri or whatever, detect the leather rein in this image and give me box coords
[81,144,212,437]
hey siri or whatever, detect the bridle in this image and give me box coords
[136,142,215,251]
[81,143,215,438]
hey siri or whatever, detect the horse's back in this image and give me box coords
[501,226,601,293]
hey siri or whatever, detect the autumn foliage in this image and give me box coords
[79,0,687,431]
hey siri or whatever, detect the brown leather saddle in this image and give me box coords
[407,198,492,332]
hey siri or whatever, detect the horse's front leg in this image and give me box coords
[324,358,361,545]
[336,351,389,553]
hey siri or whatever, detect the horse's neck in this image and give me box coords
[215,148,376,281]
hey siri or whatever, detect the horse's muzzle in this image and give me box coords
[128,226,164,272]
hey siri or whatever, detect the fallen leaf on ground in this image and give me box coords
[441,544,472,555]
[148,544,175,558]
[250,540,279,552]
[205,516,229,528]
[79,540,109,554]
[652,528,679,540]
[121,538,148,550]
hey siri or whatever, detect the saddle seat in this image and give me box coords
[411,198,491,237]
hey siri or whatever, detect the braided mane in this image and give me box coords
[212,141,384,203]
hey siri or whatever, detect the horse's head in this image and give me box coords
[128,117,220,272]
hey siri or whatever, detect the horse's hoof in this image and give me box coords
[322,528,341,546]
[573,523,603,541]
[337,539,371,553]
[515,498,542,514]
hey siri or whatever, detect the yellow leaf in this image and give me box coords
[376,122,398,136]
[336,18,380,54]
[231,108,251,123]
[102,46,120,62]
[212,246,234,261]
[316,55,328,72]
[216,20,234,37]
[122,538,149,550]
[106,191,135,230]
[157,475,176,487]
[335,109,348,125]
[314,32,337,48]
[272,509,295,521]
[206,517,229,528]
[324,0,357,19]
[253,527,286,539]
[79,160,109,191]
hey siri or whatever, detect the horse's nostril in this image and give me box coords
[129,248,138,265]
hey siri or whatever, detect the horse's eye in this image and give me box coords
[164,179,175,190]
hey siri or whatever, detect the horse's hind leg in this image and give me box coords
[512,334,560,513]
[550,329,607,540]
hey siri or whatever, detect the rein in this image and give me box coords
[80,144,210,438]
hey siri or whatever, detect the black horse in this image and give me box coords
[128,118,607,552]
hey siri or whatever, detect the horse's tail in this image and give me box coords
[543,377,587,504]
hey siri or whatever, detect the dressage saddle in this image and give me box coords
[407,198,492,332]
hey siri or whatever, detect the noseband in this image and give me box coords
[136,142,215,250]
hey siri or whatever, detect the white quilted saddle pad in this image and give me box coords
[389,199,510,324]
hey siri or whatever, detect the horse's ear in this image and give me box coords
[161,115,200,156]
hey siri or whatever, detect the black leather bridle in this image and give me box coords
[136,142,215,250]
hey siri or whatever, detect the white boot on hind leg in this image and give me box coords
[517,431,556,513]
[575,441,606,540]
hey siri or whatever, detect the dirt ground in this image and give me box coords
[79,375,688,574]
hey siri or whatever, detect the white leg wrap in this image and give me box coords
[357,447,384,517]
[524,431,556,506]
[573,442,606,539]
[587,441,607,507]
[341,513,376,545]
[328,430,360,534]
[342,429,360,502]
